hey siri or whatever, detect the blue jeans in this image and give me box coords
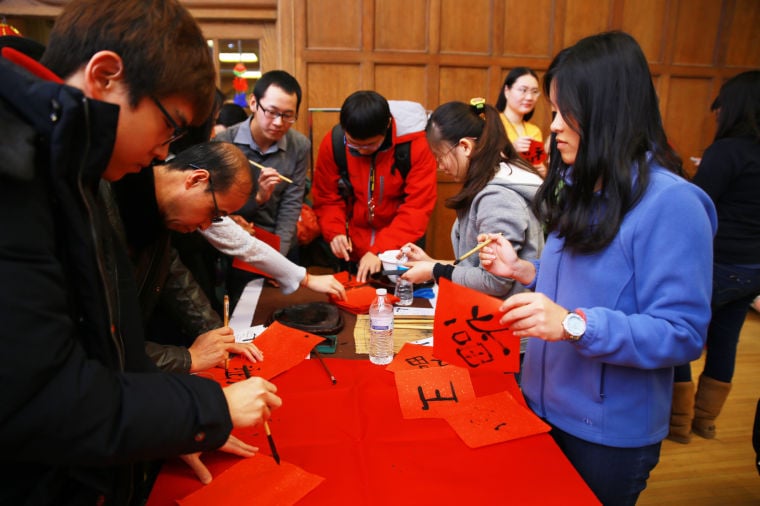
[674,262,760,383]
[549,425,661,506]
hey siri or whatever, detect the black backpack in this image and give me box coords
[330,124,411,207]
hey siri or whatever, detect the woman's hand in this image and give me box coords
[478,233,535,285]
[403,261,435,284]
[512,136,533,154]
[398,243,433,262]
[498,292,569,342]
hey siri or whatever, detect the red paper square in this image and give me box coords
[394,365,476,419]
[434,278,520,372]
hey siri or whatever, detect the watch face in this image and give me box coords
[564,313,586,336]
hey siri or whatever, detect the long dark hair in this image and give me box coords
[427,101,536,213]
[534,31,682,253]
[710,70,760,142]
[494,67,540,122]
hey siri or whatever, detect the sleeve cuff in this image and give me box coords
[432,263,455,283]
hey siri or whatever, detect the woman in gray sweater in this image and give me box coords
[400,99,544,298]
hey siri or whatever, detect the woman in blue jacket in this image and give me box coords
[479,32,717,505]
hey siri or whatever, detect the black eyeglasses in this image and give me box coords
[255,101,298,124]
[190,164,223,223]
[152,96,188,145]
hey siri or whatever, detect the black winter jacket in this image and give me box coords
[0,51,232,505]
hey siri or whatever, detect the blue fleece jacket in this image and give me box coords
[522,166,718,448]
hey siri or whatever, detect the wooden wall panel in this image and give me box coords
[562,0,612,47]
[375,65,429,104]
[306,63,362,159]
[502,0,555,57]
[664,77,716,178]
[305,0,362,49]
[375,0,429,52]
[620,0,668,63]
[439,0,492,54]
[438,67,491,105]
[724,0,760,68]
[670,0,722,66]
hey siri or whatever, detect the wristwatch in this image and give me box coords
[561,310,586,341]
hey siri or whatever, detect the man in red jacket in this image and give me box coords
[312,91,437,282]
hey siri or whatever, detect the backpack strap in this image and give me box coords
[331,124,354,210]
[391,140,411,179]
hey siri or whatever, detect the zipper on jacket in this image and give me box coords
[599,363,607,399]
[77,97,125,370]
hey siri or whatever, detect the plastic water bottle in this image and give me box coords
[369,288,394,365]
[394,257,413,306]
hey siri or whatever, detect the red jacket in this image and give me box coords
[313,101,437,260]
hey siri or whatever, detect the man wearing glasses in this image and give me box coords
[312,90,438,282]
[214,70,309,261]
[0,1,281,503]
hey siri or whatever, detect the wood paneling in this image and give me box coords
[670,0,722,66]
[502,0,555,58]
[438,66,491,105]
[620,0,669,63]
[664,77,716,177]
[439,0,492,54]
[305,0,362,50]
[375,65,428,104]
[562,0,612,47]
[375,0,429,52]
[724,0,760,68]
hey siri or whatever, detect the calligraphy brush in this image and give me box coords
[453,233,502,265]
[242,365,281,465]
[223,294,230,377]
[248,159,293,183]
[312,348,337,384]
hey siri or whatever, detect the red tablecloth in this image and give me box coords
[147,359,599,505]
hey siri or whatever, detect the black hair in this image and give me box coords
[253,70,302,112]
[426,100,537,212]
[535,31,682,253]
[710,70,760,142]
[494,67,540,122]
[217,103,248,127]
[167,142,250,194]
[340,90,391,140]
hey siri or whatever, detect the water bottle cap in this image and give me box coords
[376,288,387,295]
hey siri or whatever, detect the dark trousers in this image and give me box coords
[674,262,760,383]
[549,425,661,506]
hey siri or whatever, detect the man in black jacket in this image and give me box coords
[0,1,281,504]
[109,142,264,374]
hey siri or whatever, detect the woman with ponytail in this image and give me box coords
[398,98,544,298]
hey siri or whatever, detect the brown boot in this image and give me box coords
[667,381,695,443]
[693,374,732,439]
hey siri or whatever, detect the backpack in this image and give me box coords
[330,124,412,207]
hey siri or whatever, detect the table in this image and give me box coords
[146,284,600,505]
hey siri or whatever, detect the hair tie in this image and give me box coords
[469,97,486,119]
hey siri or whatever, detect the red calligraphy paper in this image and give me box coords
[200,321,325,384]
[433,278,520,372]
[386,343,448,372]
[444,391,551,448]
[177,456,324,506]
[329,271,398,314]
[395,365,475,419]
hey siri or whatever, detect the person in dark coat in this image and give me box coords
[0,1,281,504]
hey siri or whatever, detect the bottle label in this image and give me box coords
[371,324,391,331]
